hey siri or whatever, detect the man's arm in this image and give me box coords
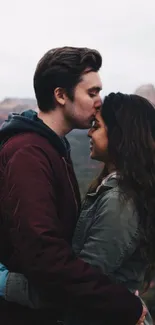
[0,266,147,324]
[1,145,143,324]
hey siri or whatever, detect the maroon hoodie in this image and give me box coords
[0,110,142,325]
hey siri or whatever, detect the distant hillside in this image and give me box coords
[0,98,37,112]
[0,97,37,124]
[67,130,102,196]
[135,84,155,105]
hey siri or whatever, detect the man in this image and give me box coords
[0,47,145,324]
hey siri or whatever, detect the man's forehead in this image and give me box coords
[80,71,102,90]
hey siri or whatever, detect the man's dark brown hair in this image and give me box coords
[33,46,102,112]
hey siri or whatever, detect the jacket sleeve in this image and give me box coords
[5,272,47,309]
[1,145,143,324]
[78,190,139,277]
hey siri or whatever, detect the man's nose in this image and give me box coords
[94,95,102,110]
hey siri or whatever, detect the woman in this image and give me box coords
[66,92,155,324]
[1,92,155,323]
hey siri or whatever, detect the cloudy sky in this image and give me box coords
[0,0,154,100]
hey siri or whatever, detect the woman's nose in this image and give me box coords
[88,128,92,138]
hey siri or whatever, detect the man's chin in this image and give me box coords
[81,124,90,130]
[79,120,93,129]
[74,124,89,130]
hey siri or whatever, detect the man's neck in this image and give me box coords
[37,108,72,137]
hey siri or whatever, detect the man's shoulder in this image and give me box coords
[3,132,49,146]
[2,132,56,153]
[0,132,61,165]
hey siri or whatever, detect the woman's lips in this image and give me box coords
[90,141,93,150]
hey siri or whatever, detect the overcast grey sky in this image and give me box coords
[0,0,154,100]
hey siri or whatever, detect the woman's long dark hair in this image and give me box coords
[90,92,155,288]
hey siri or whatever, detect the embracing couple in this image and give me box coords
[0,46,154,325]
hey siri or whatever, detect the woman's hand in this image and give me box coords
[136,305,147,325]
[135,290,147,325]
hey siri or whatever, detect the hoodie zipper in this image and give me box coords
[62,157,79,220]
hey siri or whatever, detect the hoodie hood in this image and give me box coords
[0,110,70,157]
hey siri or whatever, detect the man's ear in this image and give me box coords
[54,87,67,106]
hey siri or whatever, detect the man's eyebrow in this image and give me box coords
[88,86,102,92]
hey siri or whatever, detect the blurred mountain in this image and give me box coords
[67,130,102,196]
[0,98,37,110]
[0,97,37,123]
[135,84,155,105]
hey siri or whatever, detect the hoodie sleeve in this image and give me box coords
[1,144,143,325]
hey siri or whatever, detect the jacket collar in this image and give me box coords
[87,173,118,197]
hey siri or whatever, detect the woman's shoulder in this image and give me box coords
[97,185,139,228]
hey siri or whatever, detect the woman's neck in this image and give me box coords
[107,163,116,175]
